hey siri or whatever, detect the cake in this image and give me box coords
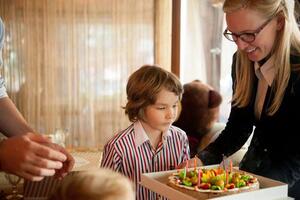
[168,167,259,193]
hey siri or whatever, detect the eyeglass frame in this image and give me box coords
[223,17,273,43]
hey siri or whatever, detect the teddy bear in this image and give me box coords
[173,80,223,157]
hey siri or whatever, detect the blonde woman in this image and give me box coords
[49,169,135,200]
[195,0,300,198]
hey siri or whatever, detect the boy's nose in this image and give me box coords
[166,109,174,119]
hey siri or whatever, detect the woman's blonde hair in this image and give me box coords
[49,169,135,200]
[125,64,183,122]
[223,0,300,115]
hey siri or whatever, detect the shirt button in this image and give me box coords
[264,148,268,152]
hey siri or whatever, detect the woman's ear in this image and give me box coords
[276,14,285,31]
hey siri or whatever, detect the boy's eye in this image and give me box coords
[172,104,178,108]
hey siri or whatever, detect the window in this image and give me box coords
[0,0,172,149]
[180,0,235,122]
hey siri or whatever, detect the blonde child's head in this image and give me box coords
[49,169,135,200]
[125,64,183,122]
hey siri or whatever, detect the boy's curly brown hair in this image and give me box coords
[125,65,183,122]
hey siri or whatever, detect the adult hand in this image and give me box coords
[0,132,71,181]
[45,142,75,179]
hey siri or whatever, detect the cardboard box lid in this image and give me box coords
[140,166,289,200]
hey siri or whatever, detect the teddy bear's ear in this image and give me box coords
[193,79,202,83]
[208,90,222,108]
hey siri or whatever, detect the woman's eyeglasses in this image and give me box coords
[223,18,273,43]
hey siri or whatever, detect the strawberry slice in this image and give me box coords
[199,183,211,189]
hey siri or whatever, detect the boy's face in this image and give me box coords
[141,88,179,135]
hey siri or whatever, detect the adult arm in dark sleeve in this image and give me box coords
[197,54,255,165]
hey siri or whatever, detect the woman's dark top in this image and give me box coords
[197,54,300,198]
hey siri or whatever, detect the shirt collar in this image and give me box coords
[134,120,171,147]
[254,55,275,86]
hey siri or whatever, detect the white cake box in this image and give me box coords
[140,165,291,200]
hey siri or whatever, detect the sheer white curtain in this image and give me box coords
[220,17,236,122]
[0,0,172,150]
[180,0,207,83]
[180,0,235,122]
[180,0,223,91]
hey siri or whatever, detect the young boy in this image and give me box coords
[101,65,190,200]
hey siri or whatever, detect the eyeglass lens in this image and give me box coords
[226,33,255,42]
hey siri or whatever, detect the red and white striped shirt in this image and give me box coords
[101,121,190,200]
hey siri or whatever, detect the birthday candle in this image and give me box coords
[186,160,189,169]
[183,165,187,179]
[198,168,202,186]
[222,154,225,170]
[194,158,197,170]
[226,169,228,185]
[230,160,233,173]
